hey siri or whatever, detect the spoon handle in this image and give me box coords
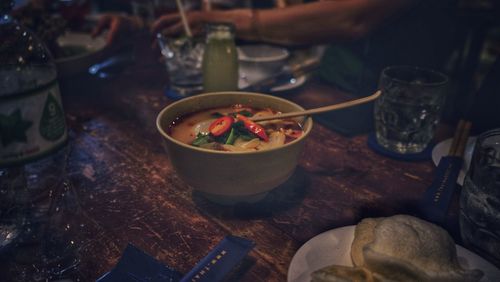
[251,90,382,122]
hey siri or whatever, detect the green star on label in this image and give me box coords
[0,109,33,147]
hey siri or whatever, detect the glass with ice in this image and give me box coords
[157,33,204,97]
[460,128,500,266]
[374,66,449,154]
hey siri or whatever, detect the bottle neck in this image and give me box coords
[206,23,235,41]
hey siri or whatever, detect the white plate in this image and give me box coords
[55,32,107,77]
[288,226,500,282]
[238,67,306,93]
[432,137,477,185]
[56,32,106,62]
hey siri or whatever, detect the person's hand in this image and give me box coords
[91,14,144,46]
[151,11,206,37]
[151,9,257,41]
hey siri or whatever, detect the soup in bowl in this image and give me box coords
[156,92,313,204]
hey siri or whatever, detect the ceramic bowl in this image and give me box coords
[55,32,106,78]
[156,92,313,204]
[238,44,290,80]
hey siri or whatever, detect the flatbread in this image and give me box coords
[312,215,484,282]
[361,215,484,281]
[311,265,376,282]
[351,217,383,267]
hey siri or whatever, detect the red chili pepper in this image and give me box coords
[208,116,234,136]
[236,114,269,142]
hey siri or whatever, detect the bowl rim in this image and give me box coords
[237,45,290,63]
[156,91,313,155]
[55,31,107,64]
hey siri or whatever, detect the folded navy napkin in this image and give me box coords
[180,235,255,282]
[96,235,255,282]
[96,244,182,282]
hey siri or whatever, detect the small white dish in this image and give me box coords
[432,137,477,185]
[238,71,306,93]
[288,225,500,282]
[55,31,107,77]
[238,44,289,63]
[238,44,290,78]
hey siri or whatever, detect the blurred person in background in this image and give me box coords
[93,0,458,98]
[91,0,459,134]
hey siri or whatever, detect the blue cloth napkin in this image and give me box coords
[419,156,463,224]
[96,235,255,282]
[180,235,255,282]
[96,244,182,282]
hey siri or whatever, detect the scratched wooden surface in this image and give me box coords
[1,47,461,281]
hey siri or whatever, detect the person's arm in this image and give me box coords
[152,0,418,46]
[92,14,146,45]
[252,0,418,44]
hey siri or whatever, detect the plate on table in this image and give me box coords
[55,31,107,77]
[238,67,307,93]
[287,225,500,282]
[432,137,477,185]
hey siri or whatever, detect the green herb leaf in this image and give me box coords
[232,120,245,129]
[238,133,254,141]
[225,128,237,145]
[192,133,212,146]
[232,121,254,140]
[237,110,253,117]
[211,112,225,118]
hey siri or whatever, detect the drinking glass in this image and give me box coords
[374,66,449,154]
[460,128,500,266]
[157,34,205,97]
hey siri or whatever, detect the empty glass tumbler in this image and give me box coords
[460,128,500,266]
[374,66,449,154]
[157,34,205,97]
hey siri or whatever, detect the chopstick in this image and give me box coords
[448,119,472,157]
[250,90,381,122]
[175,0,192,37]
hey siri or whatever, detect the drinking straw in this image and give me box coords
[175,0,192,37]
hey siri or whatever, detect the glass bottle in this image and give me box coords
[202,23,239,92]
[459,128,500,266]
[0,2,78,280]
[0,0,67,166]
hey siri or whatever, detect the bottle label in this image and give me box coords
[0,81,67,166]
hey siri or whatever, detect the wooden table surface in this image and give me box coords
[1,45,463,281]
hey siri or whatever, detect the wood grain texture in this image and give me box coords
[0,49,459,281]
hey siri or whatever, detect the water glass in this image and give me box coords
[374,66,449,154]
[157,34,205,96]
[460,128,500,266]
